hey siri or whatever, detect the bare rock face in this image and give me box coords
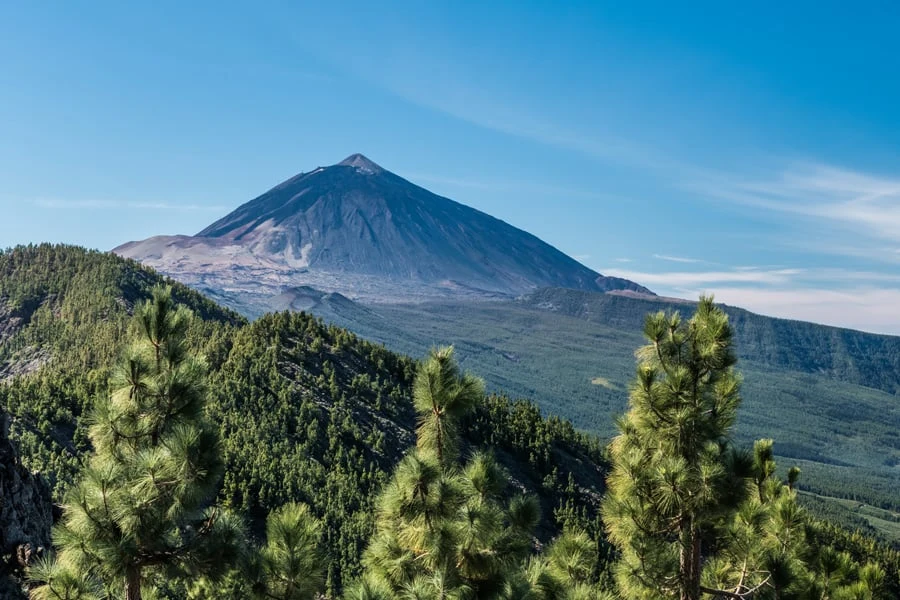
[0,298,51,381]
[0,413,53,595]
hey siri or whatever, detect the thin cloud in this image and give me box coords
[346,45,900,252]
[697,286,900,335]
[405,90,702,176]
[573,254,592,261]
[356,49,900,262]
[687,162,900,245]
[652,253,703,264]
[603,267,803,287]
[607,264,900,334]
[343,57,701,177]
[33,199,227,212]
[606,265,900,289]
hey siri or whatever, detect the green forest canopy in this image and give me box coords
[0,244,898,598]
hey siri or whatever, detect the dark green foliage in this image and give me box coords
[206,314,612,592]
[809,522,900,597]
[325,293,900,541]
[29,286,242,600]
[2,246,897,598]
[206,310,418,592]
[350,347,609,600]
[0,246,611,595]
[0,244,241,497]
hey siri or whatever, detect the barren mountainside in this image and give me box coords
[114,154,651,307]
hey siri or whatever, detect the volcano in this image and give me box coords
[115,154,651,308]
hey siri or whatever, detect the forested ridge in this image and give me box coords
[520,288,900,395]
[343,292,900,534]
[1,245,898,598]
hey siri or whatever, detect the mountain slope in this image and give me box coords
[114,154,651,306]
[0,412,52,597]
[521,287,900,394]
[0,245,611,593]
[309,291,900,541]
[0,244,245,494]
[2,245,898,596]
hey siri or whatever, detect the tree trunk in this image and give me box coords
[679,517,700,600]
[691,528,702,599]
[125,565,142,600]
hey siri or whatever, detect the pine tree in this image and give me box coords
[185,502,325,600]
[254,502,325,600]
[412,346,482,470]
[700,439,810,598]
[29,285,241,600]
[602,296,750,600]
[350,347,549,600]
[602,297,885,600]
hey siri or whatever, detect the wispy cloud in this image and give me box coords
[604,266,900,289]
[604,265,900,334]
[652,253,703,264]
[33,199,227,212]
[346,44,900,252]
[361,67,699,176]
[390,70,900,272]
[396,73,900,250]
[573,254,591,261]
[687,163,900,248]
[603,267,804,287]
[696,287,900,335]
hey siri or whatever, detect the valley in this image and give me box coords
[313,293,900,535]
[109,155,900,546]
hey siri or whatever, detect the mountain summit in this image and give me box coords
[336,153,384,173]
[115,155,651,309]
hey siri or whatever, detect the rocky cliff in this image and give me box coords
[0,413,53,596]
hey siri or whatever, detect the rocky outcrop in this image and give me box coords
[0,298,50,381]
[0,412,53,594]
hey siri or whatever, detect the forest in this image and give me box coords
[1,244,898,599]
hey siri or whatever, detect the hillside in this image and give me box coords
[113,154,651,307]
[3,245,899,597]
[312,290,900,541]
[522,287,900,395]
[0,245,245,494]
[0,245,611,594]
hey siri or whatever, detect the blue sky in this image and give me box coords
[2,1,899,333]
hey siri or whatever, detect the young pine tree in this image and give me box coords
[602,297,884,600]
[187,502,325,600]
[602,296,749,600]
[30,285,241,600]
[349,347,548,600]
[253,502,325,600]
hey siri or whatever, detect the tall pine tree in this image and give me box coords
[602,297,885,600]
[30,285,241,600]
[351,347,532,599]
[603,296,752,600]
[351,346,609,600]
